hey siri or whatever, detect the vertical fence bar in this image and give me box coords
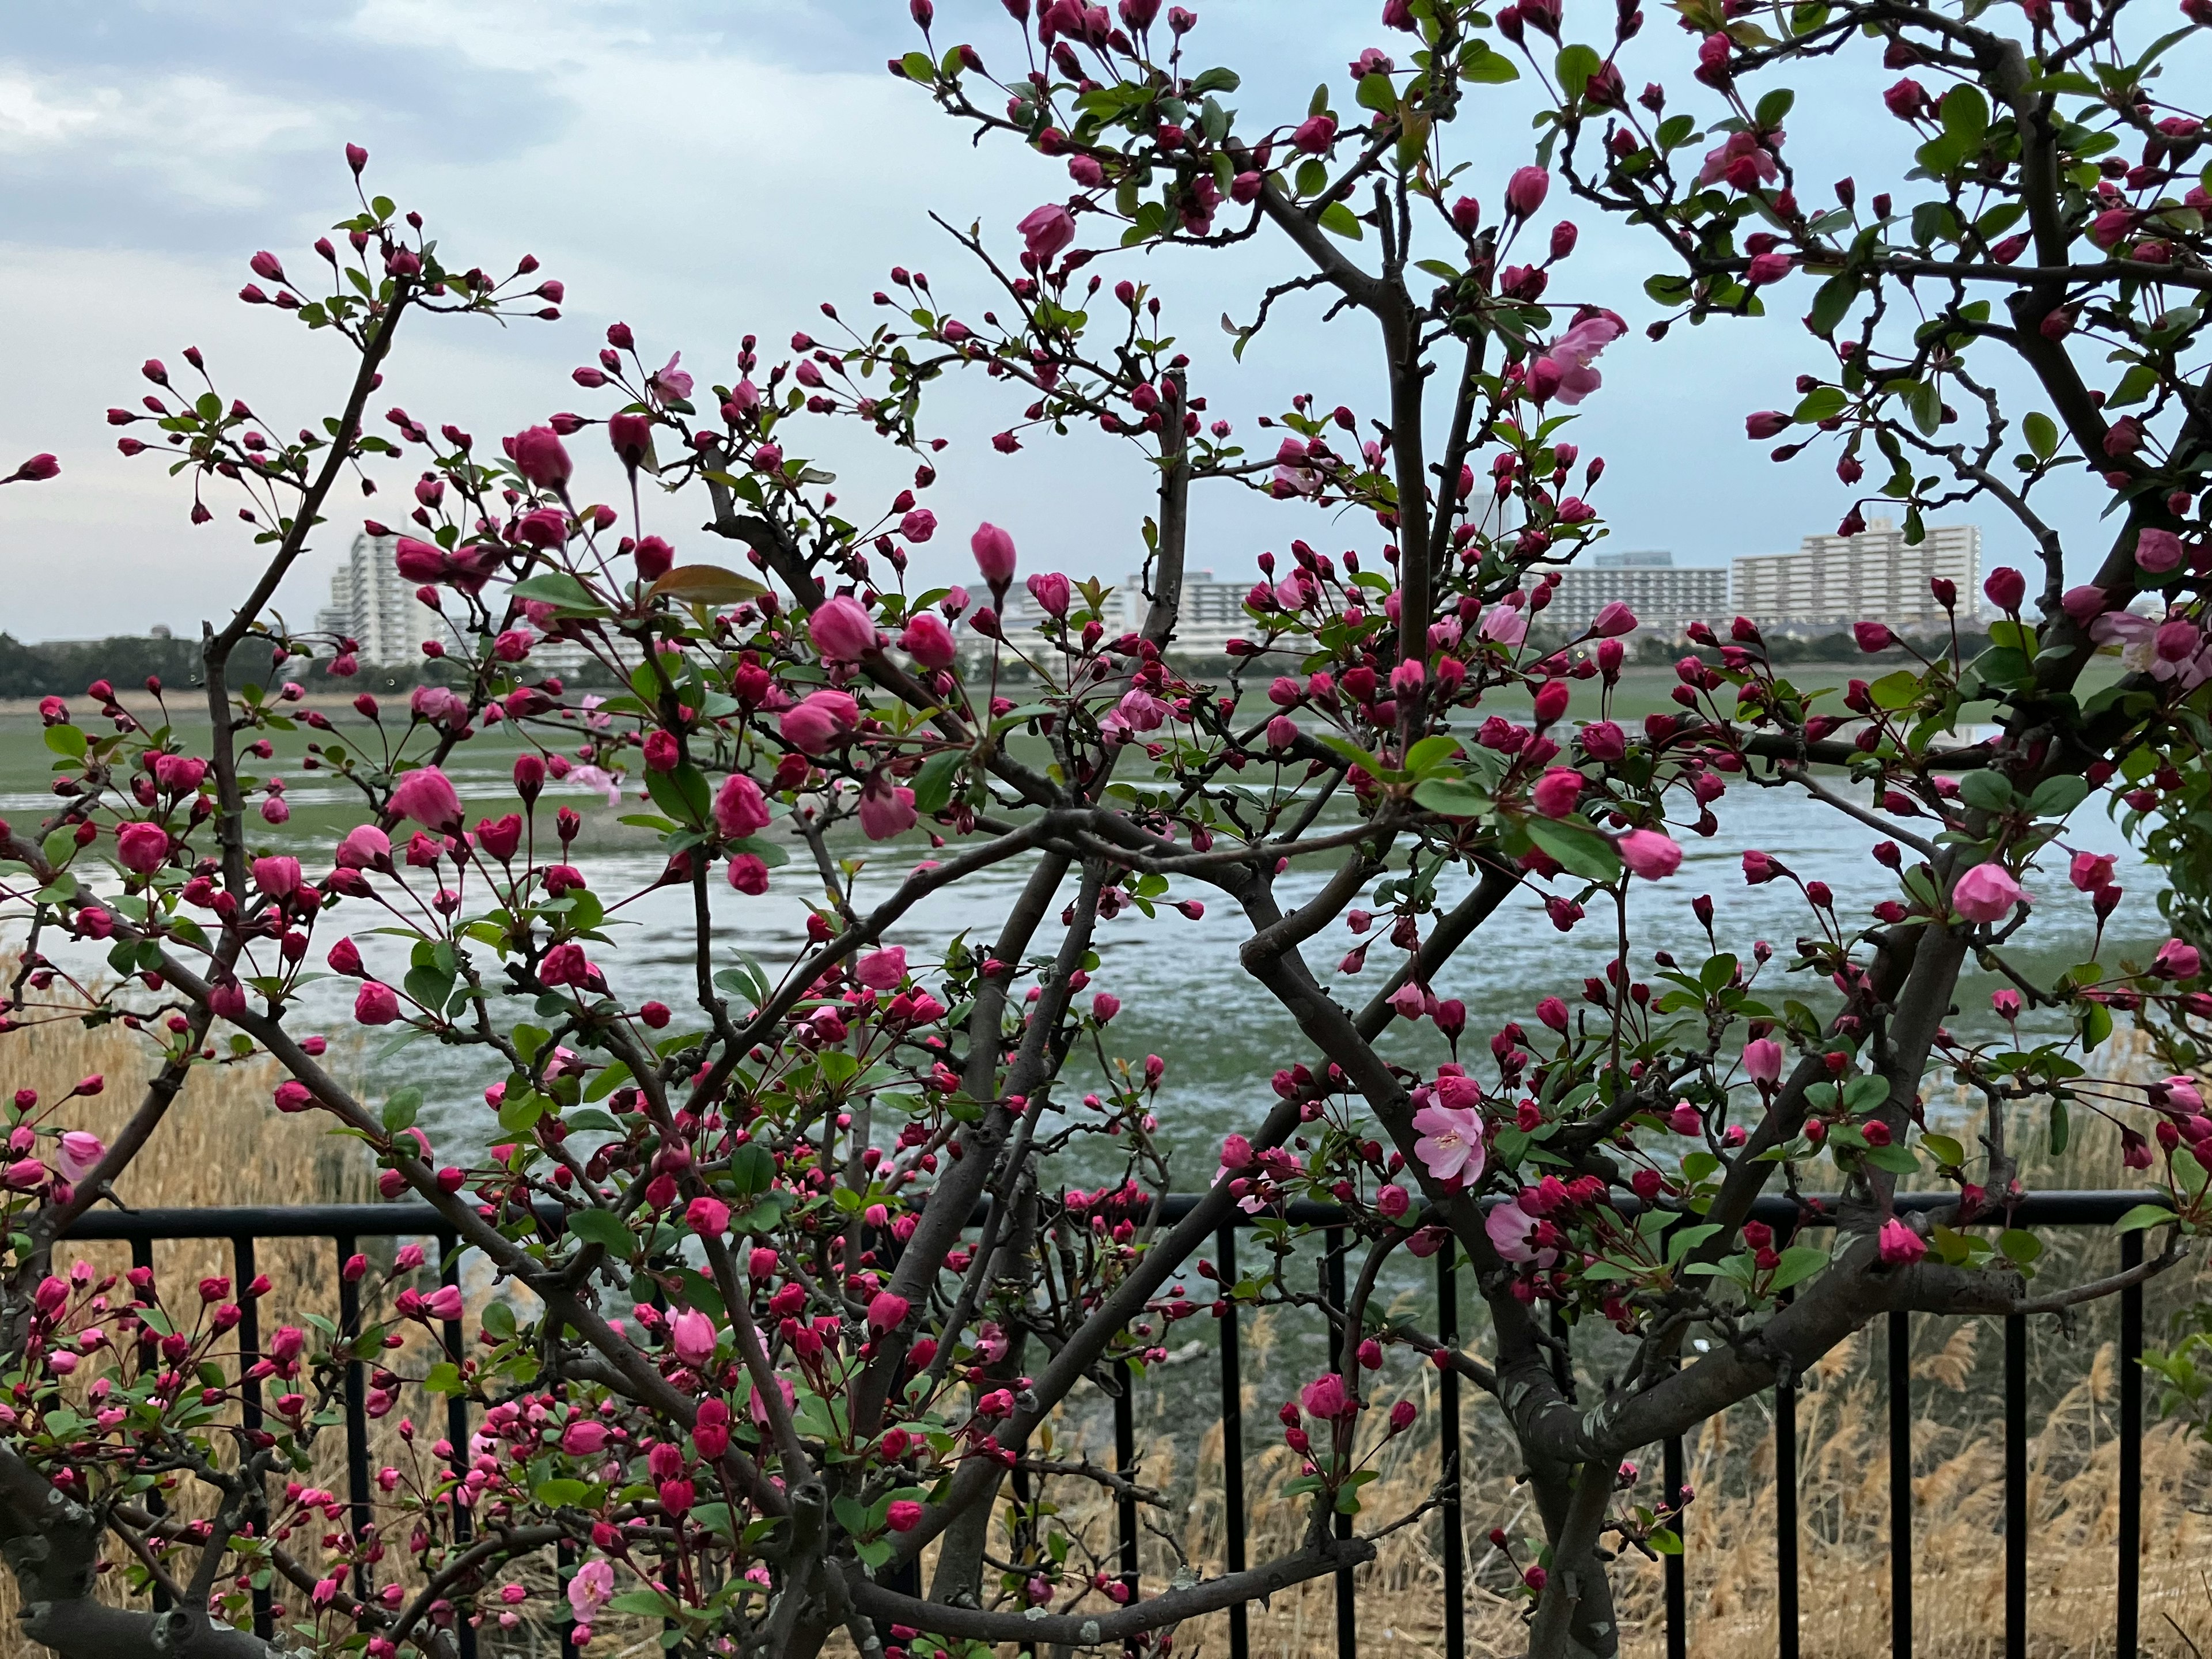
[2119,1228,2143,1659]
[1013,1460,1036,1659]
[2005,1312,2027,1659]
[1115,1359,1138,1658]
[1776,1351,1798,1659]
[129,1236,171,1615]
[233,1234,272,1641]
[1888,1310,1911,1659]
[1438,1244,1464,1659]
[558,1535,579,1659]
[335,1234,372,1602]
[1327,1228,1355,1659]
[1217,1222,1249,1659]
[1663,1431,1685,1659]
[437,1228,478,1659]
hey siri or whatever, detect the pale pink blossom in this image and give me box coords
[1411,1101,1486,1184]
[1950,863,2026,922]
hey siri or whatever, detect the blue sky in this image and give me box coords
[0,0,2124,641]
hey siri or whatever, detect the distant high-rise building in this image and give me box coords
[1730,516,1980,631]
[980,569,1298,657]
[316,532,593,677]
[1529,550,1728,642]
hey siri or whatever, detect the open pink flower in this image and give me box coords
[1877,1217,1926,1266]
[1950,863,2025,923]
[390,766,462,832]
[1485,1202,1556,1266]
[1533,309,1626,407]
[56,1132,105,1184]
[1017,203,1076,264]
[1411,1100,1486,1184]
[567,1560,614,1626]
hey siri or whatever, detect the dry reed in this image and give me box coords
[4,1011,2210,1657]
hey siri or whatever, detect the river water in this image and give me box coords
[2,723,2167,1176]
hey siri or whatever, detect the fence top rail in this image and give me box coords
[50,1188,2165,1243]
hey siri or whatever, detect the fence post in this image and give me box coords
[2119,1228,2143,1659]
[1889,1310,1912,1659]
[1217,1221,1249,1659]
[1438,1243,1464,1659]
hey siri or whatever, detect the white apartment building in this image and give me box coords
[316,532,593,677]
[980,569,1296,657]
[1529,550,1728,641]
[1730,517,1981,632]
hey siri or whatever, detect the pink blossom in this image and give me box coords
[391,766,463,831]
[252,855,302,900]
[1027,571,1072,618]
[1950,863,2025,923]
[506,425,573,490]
[901,612,957,668]
[1742,1038,1783,1086]
[336,825,391,870]
[780,690,859,754]
[971,522,1018,592]
[2069,850,2117,891]
[562,1420,609,1457]
[567,1560,614,1625]
[1532,767,1584,818]
[116,821,169,874]
[1411,1100,1486,1184]
[1877,1217,1926,1266]
[2155,938,2202,980]
[56,1132,105,1184]
[354,982,401,1026]
[1376,1182,1410,1220]
[809,595,877,661]
[1300,1373,1354,1421]
[648,352,694,403]
[1479,601,1528,647]
[669,1309,717,1369]
[887,1499,923,1532]
[1505,166,1550,218]
[1618,828,1683,880]
[856,947,908,990]
[1485,1202,1555,1266]
[685,1196,730,1237]
[866,1291,910,1333]
[1017,203,1076,264]
[2137,528,2184,573]
[1589,600,1638,637]
[713,774,769,839]
[859,780,918,841]
[1536,310,1626,407]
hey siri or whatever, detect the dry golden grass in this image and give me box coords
[5,1009,2210,1656]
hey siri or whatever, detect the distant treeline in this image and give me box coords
[0,633,262,700]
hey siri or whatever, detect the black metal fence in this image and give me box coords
[58,1189,2167,1658]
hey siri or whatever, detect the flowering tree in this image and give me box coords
[3,1,2211,1654]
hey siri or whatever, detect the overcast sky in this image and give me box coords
[0,0,2130,643]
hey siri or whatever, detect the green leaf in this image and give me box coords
[1941,85,1989,143]
[1404,734,1462,774]
[1959,771,2014,812]
[567,1209,635,1255]
[1412,777,1491,820]
[2027,774,2088,819]
[1355,71,1398,113]
[728,1142,775,1195]
[1525,816,1623,883]
[2048,1098,2070,1157]
[509,572,607,615]
[1922,1133,1965,1166]
[44,725,87,760]
[1768,1244,1830,1291]
[481,1301,518,1340]
[1318,202,1364,241]
[1554,43,1602,99]
[1998,1228,2043,1265]
[2022,411,2059,460]
[1461,41,1519,82]
[911,750,964,816]
[2113,1202,2178,1233]
[381,1088,422,1132]
[533,1478,593,1507]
